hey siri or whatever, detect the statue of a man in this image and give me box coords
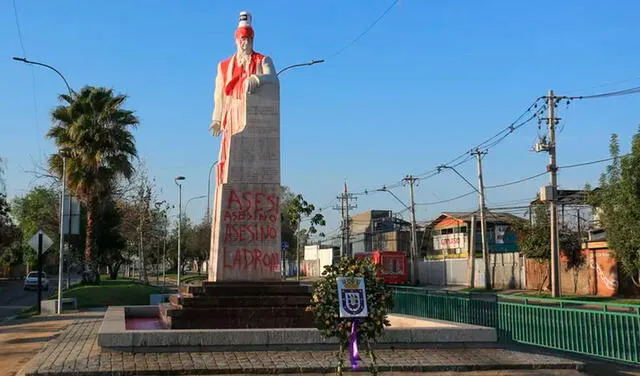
[209,11,278,186]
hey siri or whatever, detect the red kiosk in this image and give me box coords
[355,251,408,285]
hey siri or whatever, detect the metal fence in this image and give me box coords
[390,286,640,364]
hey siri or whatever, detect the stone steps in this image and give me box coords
[170,294,311,308]
[162,282,313,329]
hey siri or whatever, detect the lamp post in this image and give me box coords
[185,195,207,219]
[174,176,185,287]
[12,57,74,96]
[56,147,71,314]
[276,59,324,77]
[206,161,218,224]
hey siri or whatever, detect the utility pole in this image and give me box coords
[467,215,476,288]
[547,90,561,298]
[334,183,357,258]
[473,150,491,290]
[403,175,419,284]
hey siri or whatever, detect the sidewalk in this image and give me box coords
[21,319,584,375]
[0,310,105,376]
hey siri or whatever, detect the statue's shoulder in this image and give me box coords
[219,55,234,71]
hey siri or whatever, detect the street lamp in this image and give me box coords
[56,147,71,314]
[174,176,185,287]
[185,195,207,219]
[206,160,218,224]
[276,59,324,77]
[12,57,74,96]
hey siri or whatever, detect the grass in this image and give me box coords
[460,287,504,293]
[182,274,206,284]
[56,278,165,308]
[17,305,38,319]
[509,291,640,305]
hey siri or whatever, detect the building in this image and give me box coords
[348,210,424,256]
[429,211,524,257]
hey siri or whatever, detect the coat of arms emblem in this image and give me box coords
[337,277,368,318]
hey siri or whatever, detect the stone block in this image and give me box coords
[39,298,77,314]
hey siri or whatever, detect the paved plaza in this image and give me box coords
[19,318,585,375]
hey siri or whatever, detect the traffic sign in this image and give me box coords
[281,241,289,251]
[28,230,53,252]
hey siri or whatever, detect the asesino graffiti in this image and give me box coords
[224,190,279,221]
[221,189,280,272]
[224,223,278,242]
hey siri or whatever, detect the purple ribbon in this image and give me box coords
[348,320,361,370]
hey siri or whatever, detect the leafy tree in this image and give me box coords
[0,157,5,194]
[283,190,326,254]
[280,186,297,264]
[515,203,583,291]
[47,86,139,283]
[590,131,640,287]
[166,216,194,275]
[281,189,326,276]
[12,186,60,267]
[0,194,22,266]
[185,221,210,274]
[96,199,127,280]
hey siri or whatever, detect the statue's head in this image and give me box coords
[234,11,254,55]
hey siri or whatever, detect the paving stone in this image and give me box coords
[20,319,585,375]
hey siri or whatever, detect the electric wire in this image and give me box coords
[327,0,400,59]
[567,86,640,100]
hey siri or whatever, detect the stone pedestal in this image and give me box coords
[209,83,281,281]
[160,281,314,329]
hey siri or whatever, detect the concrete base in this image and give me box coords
[40,298,78,315]
[98,306,497,352]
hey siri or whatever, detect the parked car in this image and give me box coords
[23,271,49,290]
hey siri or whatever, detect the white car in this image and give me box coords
[23,271,49,291]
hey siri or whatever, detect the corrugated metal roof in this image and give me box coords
[436,211,525,224]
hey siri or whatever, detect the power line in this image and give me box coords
[415,190,476,206]
[327,0,400,59]
[485,171,547,189]
[12,0,27,57]
[12,0,40,150]
[567,86,640,100]
[558,156,620,169]
[563,77,640,95]
[352,97,545,196]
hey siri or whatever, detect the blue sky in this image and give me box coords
[2,1,639,240]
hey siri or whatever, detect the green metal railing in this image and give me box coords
[390,286,640,364]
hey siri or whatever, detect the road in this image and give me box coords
[0,276,78,319]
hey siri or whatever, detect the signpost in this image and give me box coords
[280,241,289,278]
[28,230,53,315]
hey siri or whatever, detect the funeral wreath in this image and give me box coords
[306,256,393,375]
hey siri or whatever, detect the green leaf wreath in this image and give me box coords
[306,256,393,375]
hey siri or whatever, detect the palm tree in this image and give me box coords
[48,86,139,283]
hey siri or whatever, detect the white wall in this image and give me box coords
[304,245,334,273]
[417,252,525,289]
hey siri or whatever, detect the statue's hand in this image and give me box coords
[209,120,222,136]
[246,75,260,94]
